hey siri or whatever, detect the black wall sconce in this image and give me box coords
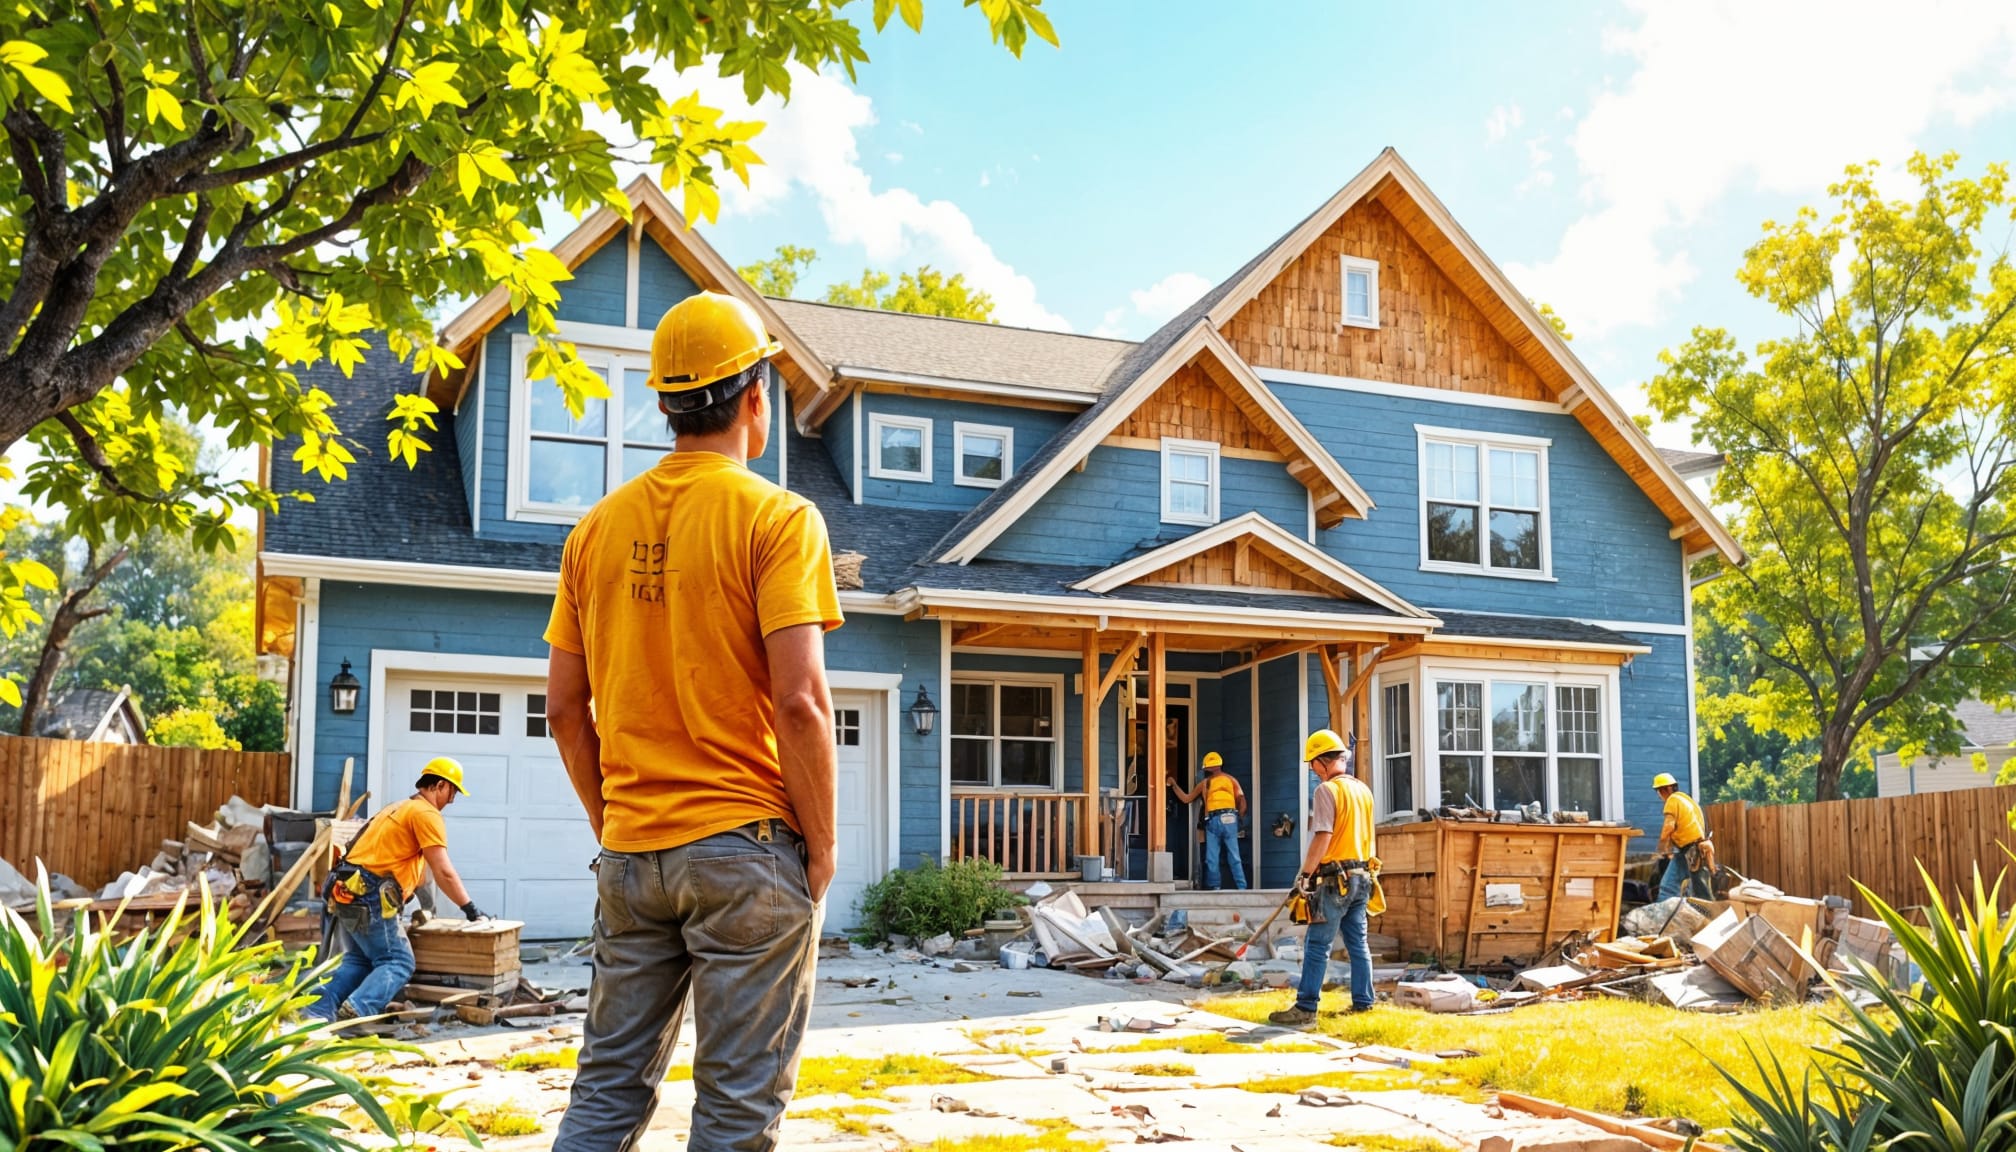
[329,659,362,715]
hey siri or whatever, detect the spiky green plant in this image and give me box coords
[0,881,471,1151]
[1717,866,2016,1152]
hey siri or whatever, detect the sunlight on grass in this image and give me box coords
[1236,1070,1482,1102]
[790,1104,893,1135]
[794,1053,998,1099]
[1327,1135,1458,1152]
[1127,1061,1196,1077]
[1205,992,1838,1129]
[463,1103,543,1137]
[1105,1033,1326,1055]
[498,1047,578,1072]
[666,1063,693,1082]
[923,1130,1105,1152]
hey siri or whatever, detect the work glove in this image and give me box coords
[460,902,489,922]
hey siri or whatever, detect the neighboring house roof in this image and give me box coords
[766,298,1132,401]
[930,323,1374,564]
[1657,448,1724,479]
[37,687,144,742]
[1956,699,2016,749]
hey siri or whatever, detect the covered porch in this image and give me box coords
[918,592,1436,886]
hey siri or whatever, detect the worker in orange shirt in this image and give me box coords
[1271,730,1377,1027]
[307,757,486,1023]
[1168,751,1246,890]
[544,291,843,1152]
[1654,773,1715,900]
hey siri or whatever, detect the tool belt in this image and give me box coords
[324,862,403,922]
[1676,835,1716,874]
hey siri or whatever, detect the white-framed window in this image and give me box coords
[1381,681,1413,816]
[1340,255,1380,329]
[1429,671,1611,816]
[949,676,1060,789]
[508,332,675,523]
[1417,425,1551,579]
[1160,437,1220,526]
[869,413,933,482]
[953,422,1014,488]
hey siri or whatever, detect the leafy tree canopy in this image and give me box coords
[1651,153,2016,800]
[737,244,999,322]
[736,244,818,298]
[0,0,1055,688]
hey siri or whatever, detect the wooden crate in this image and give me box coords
[1375,819,1639,968]
[408,919,524,977]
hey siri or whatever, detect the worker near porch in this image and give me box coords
[1271,730,1377,1027]
[1168,751,1247,890]
[1654,773,1715,900]
[544,290,844,1152]
[307,758,486,1024]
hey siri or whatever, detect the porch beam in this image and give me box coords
[1352,643,1373,784]
[1319,643,1345,732]
[952,621,1018,648]
[1096,631,1147,704]
[919,606,1405,646]
[1147,630,1168,859]
[1081,629,1101,858]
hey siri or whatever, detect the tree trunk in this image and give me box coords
[1813,724,1855,803]
[16,545,129,737]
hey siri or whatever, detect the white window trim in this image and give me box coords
[1414,423,1554,581]
[952,421,1015,489]
[1408,657,1622,820]
[1160,437,1221,527]
[507,333,672,525]
[1371,662,1421,819]
[868,412,934,483]
[1340,255,1380,330]
[949,672,1065,792]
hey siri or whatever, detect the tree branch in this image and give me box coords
[54,411,178,505]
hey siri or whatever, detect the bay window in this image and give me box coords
[1432,672,1608,815]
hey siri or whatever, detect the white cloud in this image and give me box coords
[1516,135,1555,194]
[1506,0,2016,339]
[884,152,903,164]
[602,62,1068,329]
[1092,272,1212,338]
[979,171,991,188]
[1485,103,1524,143]
[900,119,924,135]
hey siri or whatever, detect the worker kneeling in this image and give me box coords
[307,757,488,1023]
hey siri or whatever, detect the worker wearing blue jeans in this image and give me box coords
[1271,730,1377,1027]
[1169,752,1247,890]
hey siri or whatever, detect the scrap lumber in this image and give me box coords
[1097,907,1138,958]
[249,822,335,940]
[1497,1091,1729,1152]
[400,984,486,1005]
[1033,907,1113,958]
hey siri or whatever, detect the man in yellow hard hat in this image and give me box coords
[1168,751,1246,890]
[307,756,486,1023]
[1653,773,1714,900]
[1271,730,1378,1027]
[544,290,843,1152]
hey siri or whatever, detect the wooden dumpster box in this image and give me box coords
[1375,819,1638,968]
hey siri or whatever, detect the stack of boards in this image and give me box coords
[405,918,526,1025]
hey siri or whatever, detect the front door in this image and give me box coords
[1124,693,1193,882]
[827,690,885,930]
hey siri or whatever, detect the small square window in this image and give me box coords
[1340,256,1380,329]
[406,685,503,739]
[528,693,549,739]
[1160,438,1220,526]
[953,423,1013,488]
[411,711,432,733]
[834,708,862,747]
[869,413,933,482]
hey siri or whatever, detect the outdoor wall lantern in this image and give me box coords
[329,659,362,715]
[906,684,938,737]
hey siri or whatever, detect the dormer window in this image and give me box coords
[509,335,673,523]
[869,413,933,482]
[1160,438,1220,526]
[1340,255,1380,329]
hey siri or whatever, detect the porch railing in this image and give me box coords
[950,791,1081,877]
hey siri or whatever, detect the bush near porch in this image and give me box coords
[853,856,1025,943]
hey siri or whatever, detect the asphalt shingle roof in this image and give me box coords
[899,558,1408,619]
[786,428,960,595]
[1428,612,1641,648]
[766,298,1132,396]
[1958,699,2016,749]
[1656,447,1723,477]
[37,688,138,740]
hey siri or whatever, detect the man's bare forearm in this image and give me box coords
[551,712,605,839]
[777,692,838,865]
[1298,831,1332,878]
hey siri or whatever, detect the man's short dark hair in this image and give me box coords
[416,773,448,792]
[666,362,765,439]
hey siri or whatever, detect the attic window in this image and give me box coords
[1340,256,1380,329]
[1160,438,1220,527]
[954,422,1013,488]
[869,413,933,483]
[510,335,672,523]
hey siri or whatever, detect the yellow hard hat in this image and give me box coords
[1302,729,1347,763]
[650,291,782,406]
[1651,773,1678,790]
[422,756,471,796]
[1202,752,1224,770]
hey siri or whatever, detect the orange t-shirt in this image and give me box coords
[343,797,448,898]
[544,452,844,853]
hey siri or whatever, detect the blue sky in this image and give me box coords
[675,0,2016,445]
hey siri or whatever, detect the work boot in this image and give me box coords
[1267,1006,1318,1027]
[335,1002,360,1021]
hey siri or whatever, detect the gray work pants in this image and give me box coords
[553,825,821,1152]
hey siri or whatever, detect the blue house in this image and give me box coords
[258,150,1740,938]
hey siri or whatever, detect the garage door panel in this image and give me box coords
[516,755,576,807]
[517,879,598,933]
[448,817,512,873]
[515,818,599,873]
[458,878,508,913]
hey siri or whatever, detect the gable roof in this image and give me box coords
[1956,699,2016,750]
[932,322,1372,564]
[1184,148,1740,563]
[769,298,1130,403]
[1657,447,1724,480]
[424,175,835,419]
[38,687,144,742]
[1070,512,1430,619]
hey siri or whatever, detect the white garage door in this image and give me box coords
[382,675,597,940]
[382,674,887,940]
[828,690,887,930]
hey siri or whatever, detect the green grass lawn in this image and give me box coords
[1205,991,1843,1130]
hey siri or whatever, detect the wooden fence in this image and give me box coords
[1703,785,2016,918]
[0,737,292,889]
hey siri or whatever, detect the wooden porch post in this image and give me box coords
[1081,629,1100,859]
[1147,630,1168,856]
[1319,644,1345,733]
[1352,643,1373,784]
